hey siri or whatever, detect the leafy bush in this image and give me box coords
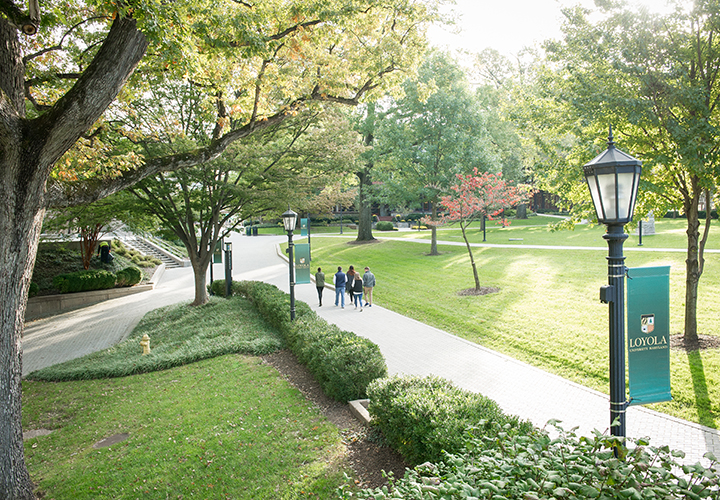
[367,374,531,465]
[28,282,39,298]
[208,279,227,297]
[375,221,396,231]
[115,267,142,287]
[235,280,387,401]
[346,421,720,500]
[52,269,117,294]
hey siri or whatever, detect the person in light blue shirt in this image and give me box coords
[334,267,346,308]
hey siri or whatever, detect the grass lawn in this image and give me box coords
[383,216,720,250]
[306,228,720,429]
[22,297,355,499]
[23,356,348,499]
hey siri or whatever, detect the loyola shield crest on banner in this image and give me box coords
[641,314,655,334]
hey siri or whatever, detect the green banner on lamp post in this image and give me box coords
[294,243,311,284]
[627,266,672,406]
[300,218,308,237]
[212,239,223,264]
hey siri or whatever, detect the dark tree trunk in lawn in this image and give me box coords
[357,168,375,241]
[429,202,439,256]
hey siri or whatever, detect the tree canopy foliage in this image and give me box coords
[539,0,720,341]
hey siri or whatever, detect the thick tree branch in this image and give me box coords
[31,14,148,176]
[46,60,397,208]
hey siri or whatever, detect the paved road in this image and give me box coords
[22,232,720,466]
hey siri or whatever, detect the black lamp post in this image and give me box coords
[224,241,233,297]
[282,209,298,321]
[583,126,642,443]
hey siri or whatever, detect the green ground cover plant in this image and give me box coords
[23,355,350,499]
[344,421,720,500]
[308,235,720,427]
[26,296,283,381]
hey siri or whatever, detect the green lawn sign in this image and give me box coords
[300,218,308,237]
[295,243,311,284]
[627,266,672,406]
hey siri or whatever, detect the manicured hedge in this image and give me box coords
[229,280,387,402]
[52,269,117,293]
[115,267,142,287]
[367,374,532,466]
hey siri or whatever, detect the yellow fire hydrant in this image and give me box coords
[140,334,151,355]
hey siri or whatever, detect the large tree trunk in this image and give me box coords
[356,103,376,242]
[186,239,213,306]
[0,15,147,498]
[191,261,210,306]
[356,168,375,241]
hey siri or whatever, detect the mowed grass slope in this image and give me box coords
[22,297,354,499]
[307,224,720,428]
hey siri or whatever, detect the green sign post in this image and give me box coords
[295,243,311,284]
[627,266,672,406]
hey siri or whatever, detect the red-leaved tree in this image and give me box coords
[430,169,530,291]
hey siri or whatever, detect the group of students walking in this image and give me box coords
[314,265,375,311]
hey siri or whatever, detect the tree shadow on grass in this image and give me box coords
[686,349,717,429]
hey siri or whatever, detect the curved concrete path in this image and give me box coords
[22,232,720,467]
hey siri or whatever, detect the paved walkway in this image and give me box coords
[22,233,720,466]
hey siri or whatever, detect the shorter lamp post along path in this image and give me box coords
[583,126,642,445]
[224,241,232,297]
[282,209,298,321]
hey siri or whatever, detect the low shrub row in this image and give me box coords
[367,374,532,466]
[347,421,720,499]
[375,221,396,231]
[52,266,142,294]
[216,279,388,402]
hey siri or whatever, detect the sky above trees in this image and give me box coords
[428,0,680,57]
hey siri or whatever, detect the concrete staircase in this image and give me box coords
[118,234,190,269]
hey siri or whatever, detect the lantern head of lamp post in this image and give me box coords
[583,127,642,225]
[282,209,298,233]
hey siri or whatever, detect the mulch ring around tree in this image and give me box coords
[670,334,720,352]
[457,286,500,296]
[347,238,383,245]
